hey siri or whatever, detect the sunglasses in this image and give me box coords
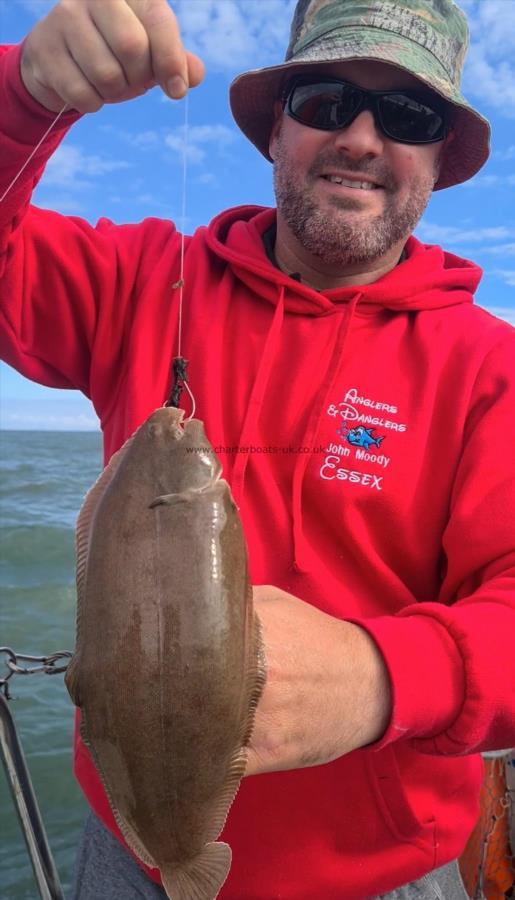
[282,76,448,145]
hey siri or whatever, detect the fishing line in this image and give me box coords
[177,92,188,360]
[167,91,196,419]
[0,102,69,204]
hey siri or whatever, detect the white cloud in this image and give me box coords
[458,173,515,188]
[134,193,180,214]
[481,244,515,257]
[43,145,131,189]
[164,124,237,165]
[195,172,218,186]
[493,146,515,161]
[462,1,515,118]
[493,273,515,289]
[460,174,498,188]
[175,0,296,72]
[165,134,205,164]
[33,195,87,214]
[187,124,237,146]
[136,193,161,205]
[129,130,161,150]
[416,222,515,244]
[101,125,161,150]
[101,121,237,167]
[483,304,515,321]
[466,1,515,56]
[499,276,515,291]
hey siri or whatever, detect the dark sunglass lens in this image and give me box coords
[289,82,362,129]
[379,94,445,142]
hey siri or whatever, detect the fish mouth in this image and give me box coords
[146,406,186,441]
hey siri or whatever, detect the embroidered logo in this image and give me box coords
[339,424,385,451]
[319,387,407,491]
[328,387,407,433]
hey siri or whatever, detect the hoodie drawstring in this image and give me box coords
[291,293,362,572]
[231,287,361,574]
[231,286,285,504]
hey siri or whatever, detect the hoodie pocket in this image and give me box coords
[366,745,435,846]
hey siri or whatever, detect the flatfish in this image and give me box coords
[65,406,265,899]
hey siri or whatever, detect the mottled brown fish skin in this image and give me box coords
[65,407,265,899]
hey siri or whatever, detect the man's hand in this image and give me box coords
[246,585,392,776]
[20,0,205,113]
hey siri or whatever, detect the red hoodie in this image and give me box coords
[1,44,515,899]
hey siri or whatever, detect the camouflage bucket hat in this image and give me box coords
[229,0,490,190]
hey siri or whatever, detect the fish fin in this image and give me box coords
[78,711,157,868]
[77,712,114,814]
[204,610,266,843]
[64,653,82,708]
[203,748,248,842]
[149,491,184,508]
[115,815,157,868]
[160,842,231,900]
[78,709,90,749]
[376,436,385,446]
[75,431,137,641]
[241,610,267,747]
[149,484,215,508]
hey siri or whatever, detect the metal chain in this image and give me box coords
[0,647,72,700]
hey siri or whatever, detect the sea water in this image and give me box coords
[1,431,102,899]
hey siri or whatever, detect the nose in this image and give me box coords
[332,109,385,158]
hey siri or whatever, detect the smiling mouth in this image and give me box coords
[320,175,381,191]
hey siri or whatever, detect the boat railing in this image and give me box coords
[1,647,72,900]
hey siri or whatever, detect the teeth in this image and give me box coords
[325,175,376,190]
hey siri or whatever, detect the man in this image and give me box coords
[1,0,514,898]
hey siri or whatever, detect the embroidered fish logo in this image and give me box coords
[345,426,385,450]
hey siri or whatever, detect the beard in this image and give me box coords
[273,133,437,266]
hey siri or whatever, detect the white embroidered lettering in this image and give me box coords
[320,455,339,480]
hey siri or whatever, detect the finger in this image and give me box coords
[185,50,205,90]
[40,44,105,114]
[127,0,189,98]
[63,11,130,102]
[87,0,154,90]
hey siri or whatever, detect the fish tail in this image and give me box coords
[160,842,231,900]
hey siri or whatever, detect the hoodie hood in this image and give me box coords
[204,205,482,314]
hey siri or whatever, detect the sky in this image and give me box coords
[1,0,514,430]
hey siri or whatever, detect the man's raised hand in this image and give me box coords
[20,0,205,113]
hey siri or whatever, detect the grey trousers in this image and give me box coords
[69,812,470,899]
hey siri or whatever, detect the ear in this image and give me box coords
[268,101,284,161]
[444,128,456,148]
